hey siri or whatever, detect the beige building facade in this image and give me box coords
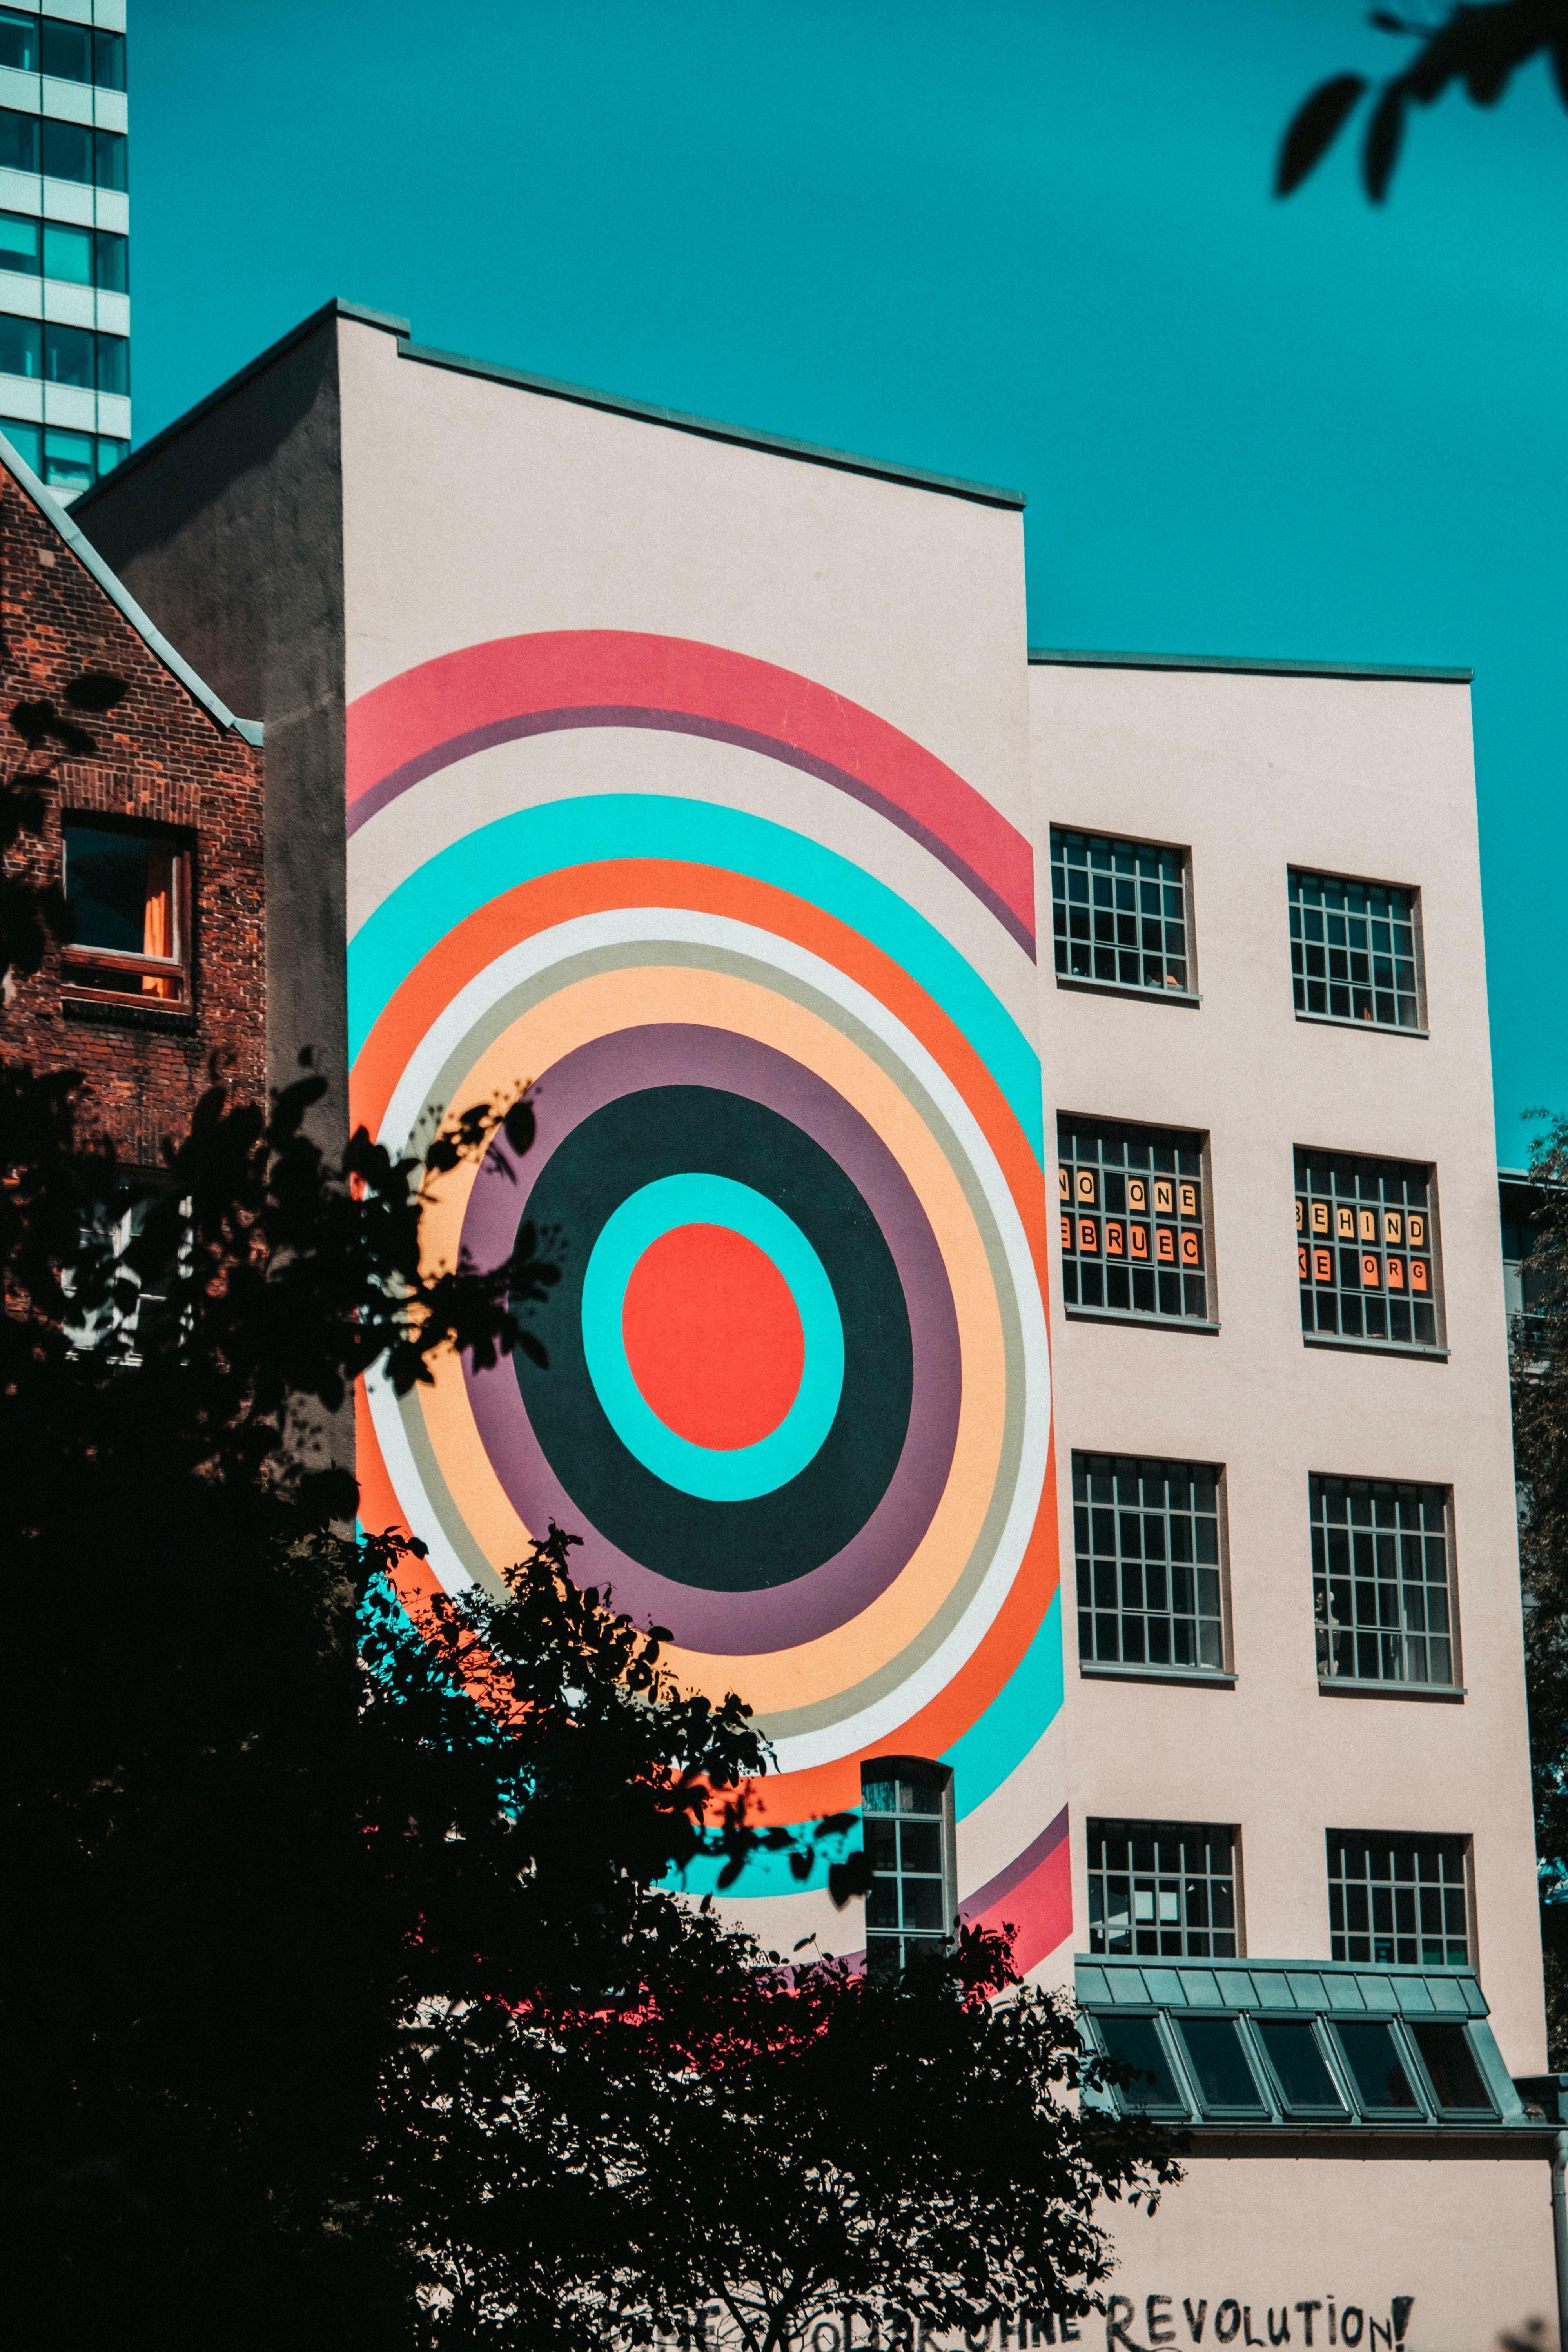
[71,300,1561,2348]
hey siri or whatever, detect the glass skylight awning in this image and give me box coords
[1076,1954,1537,2134]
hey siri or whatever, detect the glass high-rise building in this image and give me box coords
[0,0,127,505]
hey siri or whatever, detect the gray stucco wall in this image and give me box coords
[76,310,350,1147]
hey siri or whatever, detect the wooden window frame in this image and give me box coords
[59,824,191,1012]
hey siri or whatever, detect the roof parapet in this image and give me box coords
[1029,646,1472,684]
[76,296,1025,517]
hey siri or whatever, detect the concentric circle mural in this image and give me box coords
[348,632,1064,1960]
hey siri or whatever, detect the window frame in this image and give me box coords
[1325,1828,1473,1970]
[1058,1114,1217,1332]
[0,211,131,293]
[1169,2010,1272,2119]
[1405,2018,1496,2117]
[1084,1816,1243,1962]
[1049,823,1200,1007]
[1295,1146,1445,1359]
[0,10,126,92]
[60,815,192,1013]
[1327,2015,1429,2118]
[860,1756,958,1975]
[1249,2012,1352,2119]
[1310,1473,1462,1699]
[0,317,130,391]
[1288,862,1428,1037]
[1072,1451,1233,1684]
[1083,2006,1192,2120]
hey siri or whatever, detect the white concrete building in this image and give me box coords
[74,300,1563,2350]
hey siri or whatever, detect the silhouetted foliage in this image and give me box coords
[0,671,124,992]
[1277,2,1568,202]
[1,1048,562,2346]
[1510,1113,1568,2060]
[3,851,1175,2342]
[377,1911,1179,2352]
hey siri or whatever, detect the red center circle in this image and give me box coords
[621,1223,805,1451]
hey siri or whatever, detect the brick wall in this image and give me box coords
[1,467,265,1167]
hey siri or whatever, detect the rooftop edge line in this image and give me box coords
[393,336,1026,508]
[1028,647,1473,684]
[74,297,1025,517]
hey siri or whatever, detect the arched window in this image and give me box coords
[860,1757,956,1976]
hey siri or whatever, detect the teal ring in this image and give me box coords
[579,1173,845,1501]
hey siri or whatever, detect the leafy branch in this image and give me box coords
[1276,1,1568,201]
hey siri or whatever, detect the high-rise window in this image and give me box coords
[0,215,128,291]
[40,116,89,184]
[0,323,129,395]
[94,332,127,395]
[1327,1831,1469,1967]
[0,9,36,72]
[862,1759,955,1976]
[0,10,124,86]
[34,120,125,192]
[1050,827,1193,998]
[0,208,34,273]
[0,107,38,172]
[1289,869,1423,1032]
[0,308,37,377]
[1074,1453,1225,1674]
[1059,1118,1210,1324]
[44,318,91,387]
[0,421,127,495]
[1311,1475,1457,1690]
[1085,1818,1239,1959]
[40,16,93,82]
[1295,1149,1439,1350]
[0,11,125,89]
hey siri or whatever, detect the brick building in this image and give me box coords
[0,434,263,1166]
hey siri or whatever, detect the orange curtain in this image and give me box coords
[142,848,175,998]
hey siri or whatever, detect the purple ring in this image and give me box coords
[458,1023,961,1654]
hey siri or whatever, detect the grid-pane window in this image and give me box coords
[862,1762,953,1976]
[1290,870,1421,1031]
[1051,828,1191,996]
[1074,1454,1224,1672]
[1296,1150,1437,1348]
[1060,1119,1208,1322]
[1311,1475,1455,1688]
[1327,1831,1469,1967]
[1086,1818,1238,1959]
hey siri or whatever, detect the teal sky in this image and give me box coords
[133,1,1568,1161]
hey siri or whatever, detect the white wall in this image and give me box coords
[1030,661,1544,2071]
[336,316,1033,838]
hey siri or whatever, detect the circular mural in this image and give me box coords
[348,631,1054,1810]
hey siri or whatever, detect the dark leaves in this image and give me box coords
[503,1094,536,1157]
[9,695,95,755]
[63,670,129,713]
[1277,1,1568,202]
[1511,1111,1568,2059]
[1275,74,1369,195]
[1362,82,1409,200]
[828,1848,875,1907]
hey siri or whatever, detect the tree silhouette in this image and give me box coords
[1277,2,1568,202]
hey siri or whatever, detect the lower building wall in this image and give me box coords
[1092,2151,1557,2352]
